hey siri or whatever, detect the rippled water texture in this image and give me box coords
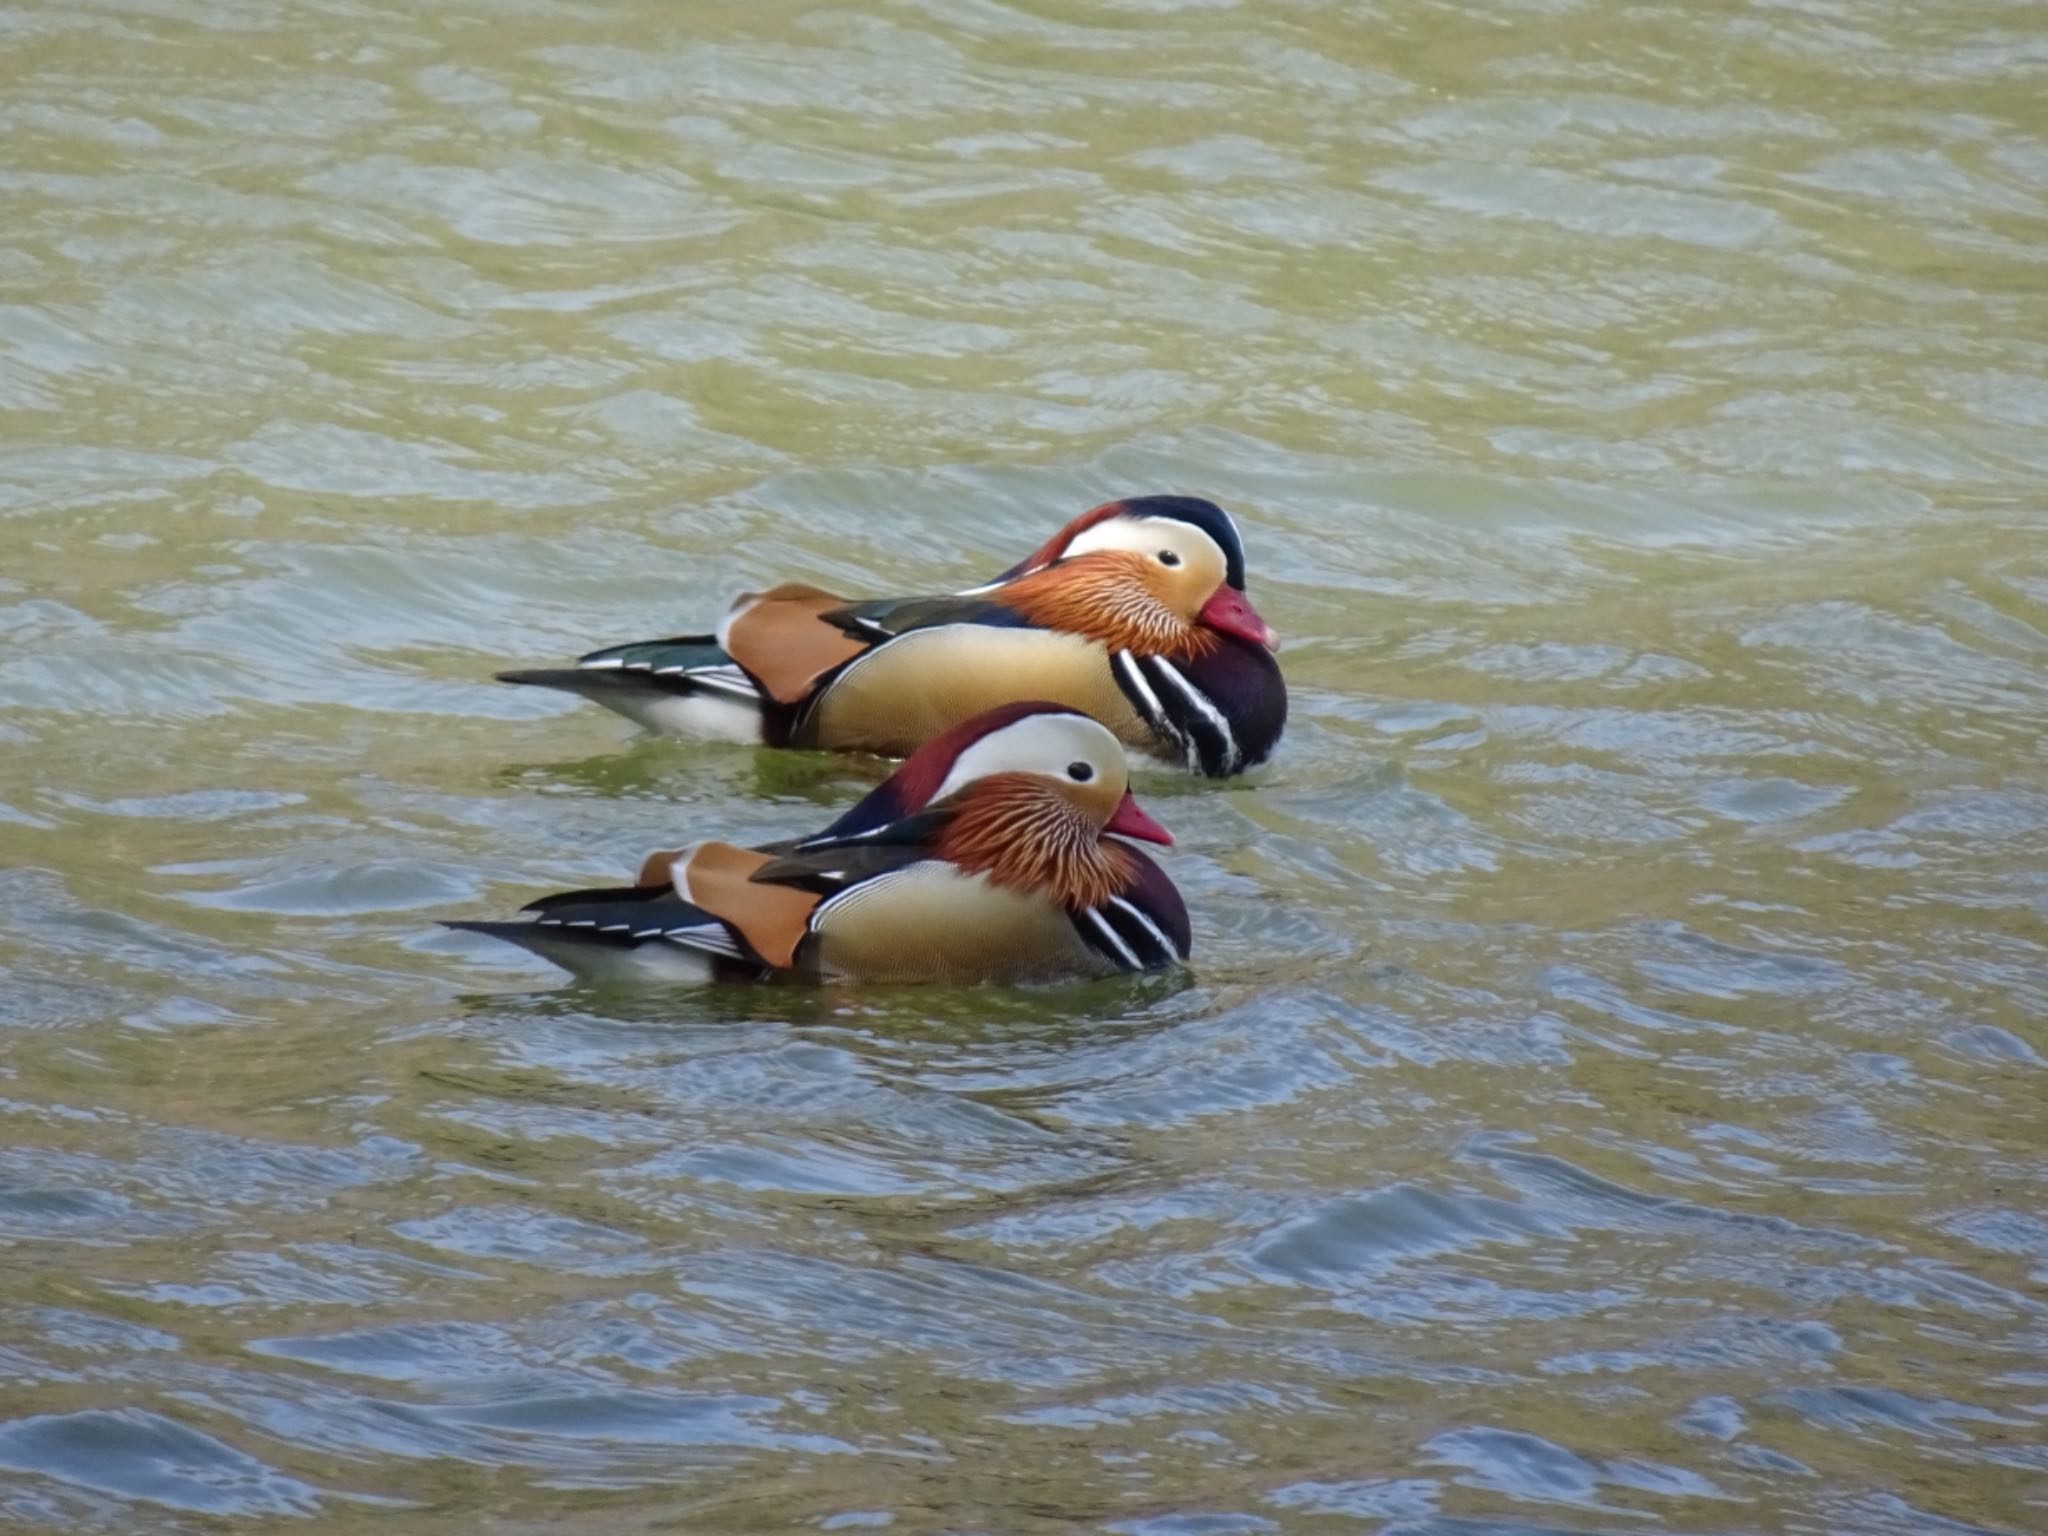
[4,0,2046,1531]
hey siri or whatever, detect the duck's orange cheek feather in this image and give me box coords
[999,554,1201,655]
[935,778,1127,912]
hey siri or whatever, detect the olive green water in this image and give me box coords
[3,1,2046,1531]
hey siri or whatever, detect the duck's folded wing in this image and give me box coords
[748,831,947,899]
[650,825,946,979]
[819,592,1033,642]
[670,841,828,970]
[713,584,869,705]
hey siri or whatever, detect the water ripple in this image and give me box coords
[2,0,2045,1530]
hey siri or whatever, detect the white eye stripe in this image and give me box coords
[1064,517,1226,571]
[930,713,1126,803]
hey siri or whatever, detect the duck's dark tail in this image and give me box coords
[496,635,768,741]
[440,906,749,983]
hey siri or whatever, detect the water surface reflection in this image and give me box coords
[3,0,2046,1531]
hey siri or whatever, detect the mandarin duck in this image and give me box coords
[497,495,1285,778]
[445,702,1190,984]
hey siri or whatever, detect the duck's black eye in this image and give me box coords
[1157,550,1182,567]
[1067,761,1095,783]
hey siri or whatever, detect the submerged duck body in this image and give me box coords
[498,495,1286,779]
[446,703,1191,985]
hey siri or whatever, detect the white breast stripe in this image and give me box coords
[1149,657,1240,775]
[1082,906,1142,970]
[1114,651,1184,762]
[1107,896,1175,963]
[1113,650,1163,719]
[1125,654,1195,769]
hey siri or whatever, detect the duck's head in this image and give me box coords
[998,496,1279,654]
[917,703,1176,909]
[920,702,1171,844]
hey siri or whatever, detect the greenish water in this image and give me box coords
[3,0,2046,1531]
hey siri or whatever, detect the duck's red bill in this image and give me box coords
[1106,790,1173,846]
[1198,586,1280,650]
